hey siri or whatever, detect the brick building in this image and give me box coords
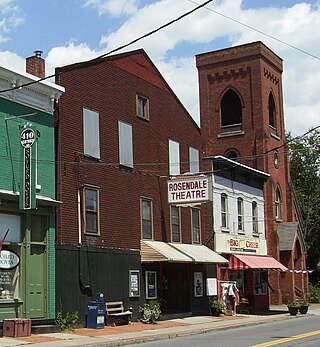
[196,41,308,305]
[54,49,227,323]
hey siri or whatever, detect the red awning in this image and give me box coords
[229,254,288,271]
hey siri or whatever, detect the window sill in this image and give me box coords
[221,228,230,233]
[218,130,244,138]
[0,298,23,304]
[137,114,150,122]
[252,233,260,238]
[270,129,280,141]
[84,232,100,237]
[237,231,245,235]
[83,154,101,162]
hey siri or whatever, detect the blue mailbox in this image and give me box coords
[87,292,105,329]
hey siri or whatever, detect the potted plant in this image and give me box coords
[139,300,161,324]
[210,298,226,316]
[298,298,309,314]
[286,300,299,316]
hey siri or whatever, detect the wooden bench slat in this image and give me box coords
[105,301,132,327]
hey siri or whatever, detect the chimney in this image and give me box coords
[26,50,45,78]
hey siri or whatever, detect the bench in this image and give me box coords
[105,301,132,326]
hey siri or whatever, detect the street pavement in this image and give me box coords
[1,304,320,347]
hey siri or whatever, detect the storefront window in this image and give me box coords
[253,271,267,295]
[0,246,20,300]
[0,213,21,300]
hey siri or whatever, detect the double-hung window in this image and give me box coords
[191,208,200,244]
[83,107,100,159]
[118,121,133,168]
[252,201,258,234]
[84,187,99,234]
[221,194,228,229]
[237,197,244,232]
[141,198,153,240]
[171,206,181,242]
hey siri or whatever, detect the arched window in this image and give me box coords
[268,92,276,129]
[226,149,239,160]
[221,194,228,229]
[237,198,244,232]
[252,201,258,234]
[221,89,242,132]
[275,187,281,220]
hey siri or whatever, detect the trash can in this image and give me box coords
[87,292,105,329]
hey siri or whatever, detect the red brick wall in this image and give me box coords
[196,41,307,303]
[55,51,204,250]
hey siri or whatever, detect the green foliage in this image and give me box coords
[140,300,161,324]
[309,283,320,303]
[210,298,226,310]
[287,129,320,269]
[297,298,309,307]
[56,303,79,331]
[285,300,299,308]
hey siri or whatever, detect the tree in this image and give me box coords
[287,128,320,271]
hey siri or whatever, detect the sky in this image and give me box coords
[0,0,319,136]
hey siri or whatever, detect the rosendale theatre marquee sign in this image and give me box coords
[167,176,209,204]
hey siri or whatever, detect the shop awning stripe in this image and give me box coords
[228,254,288,271]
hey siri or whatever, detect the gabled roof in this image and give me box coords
[56,49,200,130]
[277,222,306,252]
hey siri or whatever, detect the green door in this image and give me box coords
[28,245,46,318]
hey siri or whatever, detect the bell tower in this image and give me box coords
[196,41,307,304]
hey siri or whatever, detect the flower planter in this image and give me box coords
[288,306,299,316]
[210,307,223,317]
[298,305,309,314]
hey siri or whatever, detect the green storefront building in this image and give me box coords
[0,61,64,321]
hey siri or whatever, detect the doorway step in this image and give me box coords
[160,311,192,320]
[31,319,60,334]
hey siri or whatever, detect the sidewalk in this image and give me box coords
[1,305,320,347]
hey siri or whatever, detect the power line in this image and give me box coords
[0,0,213,94]
[188,0,320,61]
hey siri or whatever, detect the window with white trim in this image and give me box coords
[171,206,181,242]
[237,197,244,232]
[191,208,200,244]
[84,187,99,234]
[83,107,100,159]
[137,95,149,120]
[221,194,228,229]
[141,198,153,240]
[275,187,281,220]
[169,139,180,176]
[252,201,258,234]
[118,121,133,168]
[189,147,199,173]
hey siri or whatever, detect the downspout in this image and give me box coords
[78,189,82,245]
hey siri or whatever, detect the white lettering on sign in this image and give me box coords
[20,128,35,148]
[167,177,209,204]
[0,250,20,269]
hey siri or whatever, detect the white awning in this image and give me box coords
[141,241,192,263]
[141,241,228,264]
[169,243,228,264]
